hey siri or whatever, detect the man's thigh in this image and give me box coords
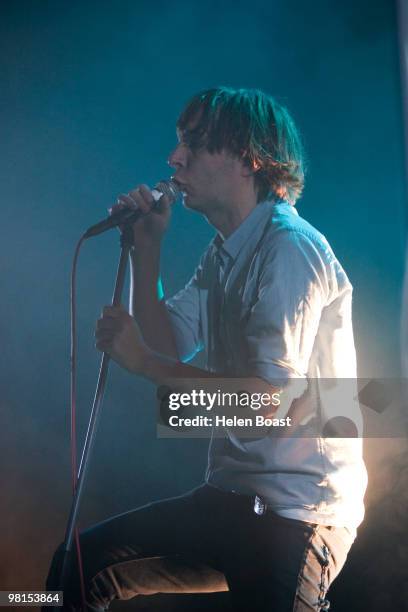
[48,486,227,610]
[168,485,353,611]
[217,506,353,612]
[80,486,216,569]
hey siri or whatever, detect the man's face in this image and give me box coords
[168,123,250,215]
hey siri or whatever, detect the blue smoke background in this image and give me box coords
[1,0,406,609]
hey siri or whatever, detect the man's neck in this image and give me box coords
[206,196,258,239]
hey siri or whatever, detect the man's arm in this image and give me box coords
[129,243,178,358]
[111,183,205,365]
[112,184,178,358]
[95,305,285,418]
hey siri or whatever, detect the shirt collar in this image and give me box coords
[213,199,297,261]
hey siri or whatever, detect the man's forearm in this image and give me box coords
[129,245,178,358]
[95,304,295,422]
[142,348,284,419]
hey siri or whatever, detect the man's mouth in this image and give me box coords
[174,181,189,196]
[173,177,188,191]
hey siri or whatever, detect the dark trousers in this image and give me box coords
[45,484,353,611]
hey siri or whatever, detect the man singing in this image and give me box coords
[47,87,367,611]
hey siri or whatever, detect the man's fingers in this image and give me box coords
[95,339,112,352]
[117,193,138,208]
[95,324,114,349]
[102,305,126,318]
[96,318,122,331]
[128,184,154,214]
[139,184,155,204]
[112,184,171,224]
[95,329,114,342]
[155,193,171,214]
[114,186,152,216]
[108,203,124,216]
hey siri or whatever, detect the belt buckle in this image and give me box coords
[254,495,267,516]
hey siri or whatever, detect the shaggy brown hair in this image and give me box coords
[177,87,305,204]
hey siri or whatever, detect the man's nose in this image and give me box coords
[167,143,187,169]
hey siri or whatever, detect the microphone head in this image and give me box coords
[154,178,181,204]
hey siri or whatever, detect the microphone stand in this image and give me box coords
[57,226,134,603]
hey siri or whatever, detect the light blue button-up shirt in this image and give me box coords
[166,200,367,530]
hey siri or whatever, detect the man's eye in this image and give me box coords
[186,136,205,151]
[182,129,206,148]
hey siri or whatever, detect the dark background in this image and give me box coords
[1,0,407,609]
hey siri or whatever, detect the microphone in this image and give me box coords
[83,179,181,239]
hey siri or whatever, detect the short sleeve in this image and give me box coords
[245,230,330,385]
[165,244,215,362]
[166,271,203,362]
